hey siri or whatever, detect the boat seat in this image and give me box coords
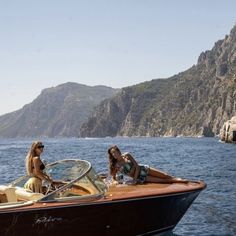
[0,185,17,203]
[15,187,44,201]
[0,193,7,203]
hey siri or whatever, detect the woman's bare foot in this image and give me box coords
[172,177,189,183]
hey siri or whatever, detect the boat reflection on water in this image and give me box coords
[0,159,206,236]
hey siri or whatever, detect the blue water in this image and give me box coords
[0,137,235,236]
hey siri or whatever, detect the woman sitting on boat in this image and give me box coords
[108,145,188,185]
[24,141,53,193]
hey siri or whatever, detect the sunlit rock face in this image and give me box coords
[220,116,236,143]
[80,25,236,138]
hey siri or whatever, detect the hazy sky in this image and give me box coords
[0,0,235,115]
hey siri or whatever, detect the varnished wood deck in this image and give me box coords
[106,181,206,200]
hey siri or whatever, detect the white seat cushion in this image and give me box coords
[0,185,17,202]
[15,187,44,201]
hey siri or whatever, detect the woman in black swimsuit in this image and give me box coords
[108,145,188,185]
[24,141,53,193]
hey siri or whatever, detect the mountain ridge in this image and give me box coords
[80,24,236,137]
[0,83,119,137]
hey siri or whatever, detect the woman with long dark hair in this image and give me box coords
[108,145,188,185]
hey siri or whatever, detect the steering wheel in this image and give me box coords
[44,182,57,195]
[44,181,65,195]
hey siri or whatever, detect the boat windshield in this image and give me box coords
[10,159,107,203]
[46,159,91,182]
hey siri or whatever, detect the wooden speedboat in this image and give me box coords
[0,159,206,236]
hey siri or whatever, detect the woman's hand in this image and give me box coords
[112,180,119,185]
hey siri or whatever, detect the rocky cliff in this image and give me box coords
[220,116,236,143]
[80,25,236,137]
[0,83,119,137]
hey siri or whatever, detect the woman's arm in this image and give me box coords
[110,164,122,185]
[112,173,117,181]
[111,172,119,185]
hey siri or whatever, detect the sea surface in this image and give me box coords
[0,137,235,236]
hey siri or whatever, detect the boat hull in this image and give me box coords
[0,189,201,236]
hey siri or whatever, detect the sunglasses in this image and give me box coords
[37,145,44,149]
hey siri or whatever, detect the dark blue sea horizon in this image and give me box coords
[0,137,235,236]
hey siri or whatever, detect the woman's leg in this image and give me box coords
[24,177,42,193]
[145,176,173,183]
[148,167,174,179]
[145,175,188,183]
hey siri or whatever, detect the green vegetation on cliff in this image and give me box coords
[80,25,236,137]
